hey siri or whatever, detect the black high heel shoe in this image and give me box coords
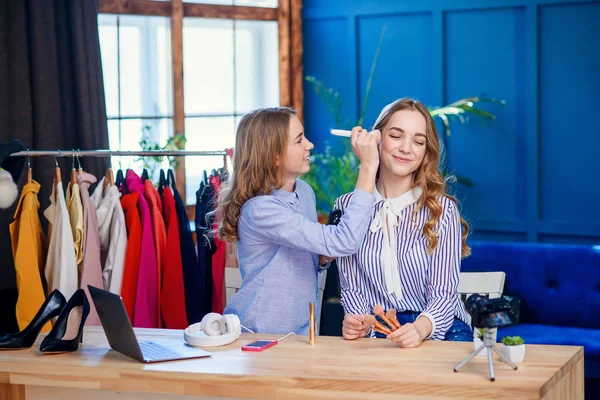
[40,289,89,353]
[0,290,66,350]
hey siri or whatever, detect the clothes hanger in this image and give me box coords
[221,154,229,178]
[142,168,149,182]
[103,157,114,190]
[159,169,168,189]
[76,149,83,175]
[70,150,77,185]
[115,169,129,194]
[115,169,124,187]
[199,181,208,199]
[26,150,32,183]
[53,151,61,192]
[167,169,176,188]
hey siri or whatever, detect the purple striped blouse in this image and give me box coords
[335,188,470,340]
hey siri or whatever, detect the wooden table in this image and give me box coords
[0,327,583,399]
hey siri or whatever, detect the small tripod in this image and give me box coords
[454,328,518,381]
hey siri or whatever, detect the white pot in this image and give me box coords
[498,344,526,364]
[473,328,497,356]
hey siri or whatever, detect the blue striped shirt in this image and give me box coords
[224,179,375,335]
[335,188,470,340]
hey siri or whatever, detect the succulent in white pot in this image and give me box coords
[473,328,497,356]
[498,336,526,364]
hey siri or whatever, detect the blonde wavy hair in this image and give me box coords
[217,107,297,242]
[373,98,471,258]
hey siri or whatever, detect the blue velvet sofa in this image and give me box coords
[461,240,600,379]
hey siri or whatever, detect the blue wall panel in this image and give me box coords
[538,3,600,225]
[303,18,352,148]
[357,13,435,128]
[303,0,600,244]
[444,8,526,224]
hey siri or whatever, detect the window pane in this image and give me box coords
[184,117,235,204]
[118,16,173,118]
[98,15,119,118]
[235,20,279,114]
[184,19,234,115]
[107,120,120,169]
[109,118,173,181]
[234,0,277,8]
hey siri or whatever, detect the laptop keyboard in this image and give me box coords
[139,342,182,360]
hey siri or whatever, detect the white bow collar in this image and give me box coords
[369,186,422,298]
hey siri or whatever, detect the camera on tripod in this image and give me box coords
[465,294,520,329]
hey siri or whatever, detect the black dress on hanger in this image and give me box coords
[196,178,215,318]
[167,169,203,324]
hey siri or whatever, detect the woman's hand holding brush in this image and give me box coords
[342,314,371,340]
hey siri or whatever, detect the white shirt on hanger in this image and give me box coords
[44,180,78,300]
[91,177,127,294]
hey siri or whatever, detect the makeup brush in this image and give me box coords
[385,308,401,330]
[364,315,392,335]
[373,305,396,331]
[372,326,390,336]
[330,129,380,138]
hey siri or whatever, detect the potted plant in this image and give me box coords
[138,128,187,184]
[498,336,526,364]
[303,26,505,218]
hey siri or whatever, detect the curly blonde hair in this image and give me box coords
[217,107,297,242]
[373,98,471,258]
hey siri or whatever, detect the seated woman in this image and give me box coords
[335,98,472,347]
[218,107,380,335]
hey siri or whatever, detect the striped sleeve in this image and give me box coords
[420,200,462,340]
[334,194,370,316]
[338,253,370,316]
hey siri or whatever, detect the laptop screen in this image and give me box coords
[87,285,145,361]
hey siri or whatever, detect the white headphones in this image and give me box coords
[184,313,242,347]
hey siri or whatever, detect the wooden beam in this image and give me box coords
[98,0,170,15]
[184,4,277,20]
[278,0,291,107]
[171,0,187,200]
[290,0,304,122]
[99,0,277,20]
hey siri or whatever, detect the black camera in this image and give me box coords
[465,294,520,329]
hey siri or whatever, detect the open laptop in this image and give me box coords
[88,285,211,363]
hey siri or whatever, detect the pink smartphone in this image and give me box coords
[241,339,278,352]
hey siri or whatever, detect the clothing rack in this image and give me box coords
[10,149,228,157]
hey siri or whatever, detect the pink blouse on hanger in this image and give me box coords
[78,171,103,326]
[126,170,158,328]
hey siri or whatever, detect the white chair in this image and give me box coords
[225,267,242,305]
[225,267,327,329]
[458,271,506,301]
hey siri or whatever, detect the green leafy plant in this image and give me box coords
[476,327,488,340]
[501,336,525,346]
[303,26,505,215]
[138,126,187,184]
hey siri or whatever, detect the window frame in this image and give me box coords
[98,0,304,218]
